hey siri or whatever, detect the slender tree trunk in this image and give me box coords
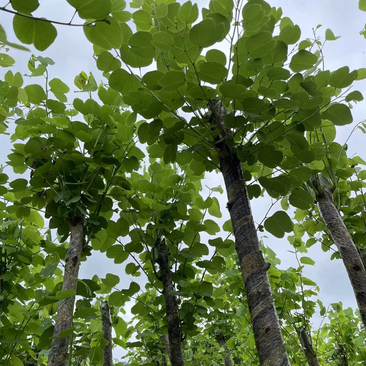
[161,334,171,366]
[47,218,84,366]
[157,239,184,366]
[297,327,320,366]
[337,345,348,366]
[216,331,233,366]
[313,175,366,330]
[101,300,113,366]
[208,101,290,366]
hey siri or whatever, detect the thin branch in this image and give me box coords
[0,6,104,27]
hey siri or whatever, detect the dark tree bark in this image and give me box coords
[297,327,320,366]
[47,218,84,366]
[216,331,233,366]
[337,345,348,366]
[208,101,290,366]
[157,239,184,366]
[101,300,113,366]
[312,175,366,330]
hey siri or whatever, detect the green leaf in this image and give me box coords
[1,172,11,186]
[67,0,112,19]
[356,68,366,80]
[279,23,301,44]
[9,178,27,191]
[289,188,313,209]
[178,1,198,23]
[40,263,58,278]
[109,291,124,306]
[290,166,312,185]
[74,308,98,318]
[290,50,318,72]
[258,145,283,168]
[152,31,174,52]
[302,277,317,286]
[102,273,120,287]
[116,217,129,237]
[198,62,228,84]
[0,53,15,67]
[13,15,57,51]
[242,4,264,27]
[206,49,226,66]
[125,282,140,296]
[131,302,148,316]
[345,90,363,102]
[267,67,290,80]
[132,9,151,30]
[189,19,225,48]
[325,28,340,41]
[209,0,234,18]
[84,17,123,49]
[264,211,293,238]
[158,71,185,91]
[329,66,358,88]
[24,137,46,153]
[138,119,163,145]
[11,0,39,13]
[204,219,220,235]
[200,281,213,296]
[360,0,366,11]
[11,355,24,366]
[220,83,247,98]
[96,51,121,72]
[5,70,23,87]
[208,197,221,218]
[129,31,154,58]
[164,144,177,164]
[106,245,128,263]
[109,68,130,94]
[271,40,288,64]
[246,31,276,57]
[24,84,47,104]
[300,256,315,266]
[322,104,353,126]
[120,44,153,68]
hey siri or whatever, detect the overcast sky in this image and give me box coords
[1,0,366,361]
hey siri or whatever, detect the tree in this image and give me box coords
[1,0,366,365]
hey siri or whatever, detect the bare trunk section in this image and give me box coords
[297,327,320,366]
[161,334,171,365]
[101,300,113,366]
[156,239,184,366]
[47,218,84,366]
[208,101,290,366]
[313,176,366,330]
[216,331,233,366]
[337,345,348,366]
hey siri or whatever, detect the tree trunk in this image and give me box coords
[47,218,84,366]
[208,101,290,366]
[157,239,184,366]
[216,331,233,366]
[313,175,366,330]
[337,345,348,366]
[101,300,113,366]
[161,334,171,366]
[297,327,320,366]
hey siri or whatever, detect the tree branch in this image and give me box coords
[0,6,103,27]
